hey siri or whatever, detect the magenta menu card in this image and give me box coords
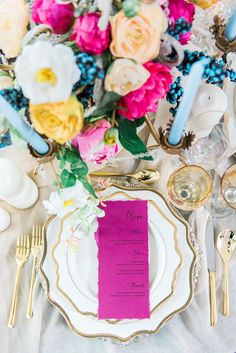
[97,200,150,320]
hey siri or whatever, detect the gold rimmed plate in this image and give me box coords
[40,185,196,341]
[50,190,182,321]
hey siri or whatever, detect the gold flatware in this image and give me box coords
[8,234,30,328]
[89,169,160,185]
[26,225,43,319]
[216,229,236,316]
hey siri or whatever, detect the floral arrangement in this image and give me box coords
[0,0,231,203]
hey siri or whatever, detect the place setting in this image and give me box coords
[0,0,236,351]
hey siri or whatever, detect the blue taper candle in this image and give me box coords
[168,58,209,146]
[0,94,49,155]
[224,7,236,42]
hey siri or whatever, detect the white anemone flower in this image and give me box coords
[15,41,81,104]
[43,182,89,218]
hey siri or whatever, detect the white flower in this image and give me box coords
[74,200,105,236]
[15,41,80,104]
[43,182,89,218]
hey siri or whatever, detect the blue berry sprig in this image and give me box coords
[74,52,105,90]
[166,76,184,105]
[227,69,236,83]
[203,59,227,87]
[0,88,29,111]
[177,50,234,87]
[177,50,205,76]
[167,18,192,42]
[166,76,184,117]
[0,131,11,149]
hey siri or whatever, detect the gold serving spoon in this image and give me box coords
[216,229,236,316]
[89,169,160,185]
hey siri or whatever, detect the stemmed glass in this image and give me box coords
[167,164,213,211]
[221,165,236,210]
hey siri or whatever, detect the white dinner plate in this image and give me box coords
[40,185,196,342]
[51,190,182,317]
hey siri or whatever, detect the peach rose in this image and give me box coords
[30,96,84,144]
[110,4,167,64]
[104,59,150,96]
[0,0,29,58]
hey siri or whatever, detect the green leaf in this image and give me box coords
[117,117,153,161]
[135,116,145,127]
[79,177,97,199]
[71,159,88,177]
[60,169,77,188]
[99,50,112,69]
[59,159,66,169]
[90,92,121,117]
[87,115,106,123]
[0,71,10,77]
[56,147,66,161]
[64,149,80,164]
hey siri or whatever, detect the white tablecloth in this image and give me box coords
[1,143,236,353]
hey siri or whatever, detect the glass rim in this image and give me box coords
[167,164,213,208]
[221,164,236,210]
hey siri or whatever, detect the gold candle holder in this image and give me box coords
[144,115,195,156]
[158,127,195,155]
[28,139,58,162]
[210,16,236,54]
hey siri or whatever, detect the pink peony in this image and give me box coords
[32,0,74,34]
[168,0,195,24]
[118,62,173,120]
[71,13,111,55]
[72,119,118,164]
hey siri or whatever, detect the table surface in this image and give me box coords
[1,141,236,353]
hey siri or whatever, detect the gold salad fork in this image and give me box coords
[8,234,30,328]
[26,225,43,319]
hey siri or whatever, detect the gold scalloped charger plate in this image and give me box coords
[50,190,182,319]
[40,185,196,342]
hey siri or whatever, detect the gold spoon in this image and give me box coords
[89,169,160,185]
[216,229,236,316]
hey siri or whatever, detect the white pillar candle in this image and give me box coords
[0,158,38,209]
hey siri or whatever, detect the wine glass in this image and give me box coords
[206,173,235,219]
[167,164,212,211]
[221,164,236,209]
[184,124,230,171]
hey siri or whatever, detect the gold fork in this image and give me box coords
[26,225,43,319]
[8,234,30,328]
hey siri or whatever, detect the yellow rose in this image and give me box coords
[189,0,218,9]
[104,58,150,96]
[30,96,84,144]
[110,4,167,64]
[0,0,29,58]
